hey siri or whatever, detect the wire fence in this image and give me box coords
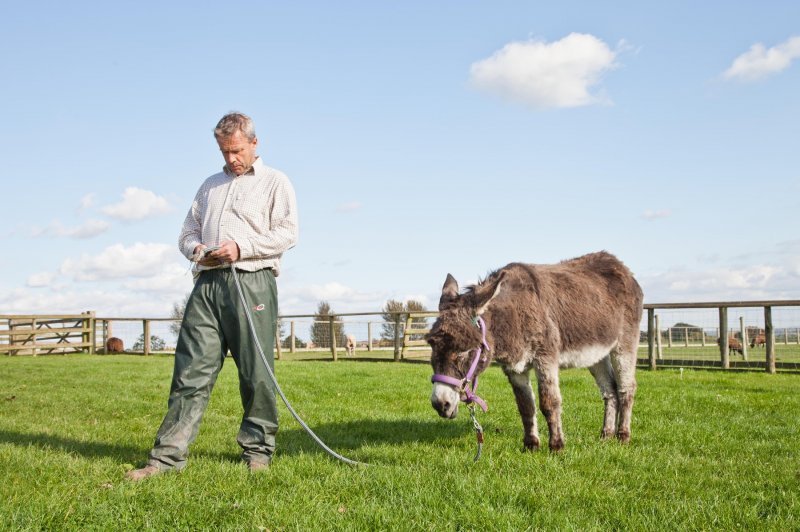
[639,302,800,372]
[90,312,435,361]
[5,301,800,373]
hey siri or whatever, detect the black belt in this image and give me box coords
[234,267,273,274]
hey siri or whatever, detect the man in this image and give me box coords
[126,112,298,480]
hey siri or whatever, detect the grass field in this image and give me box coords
[1,355,798,530]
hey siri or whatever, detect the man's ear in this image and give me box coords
[438,273,459,310]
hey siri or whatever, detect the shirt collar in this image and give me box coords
[223,156,263,178]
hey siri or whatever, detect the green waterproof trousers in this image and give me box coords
[148,268,278,470]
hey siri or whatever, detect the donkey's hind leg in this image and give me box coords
[589,356,619,440]
[610,344,638,444]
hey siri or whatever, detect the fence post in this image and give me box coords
[739,316,748,361]
[764,306,775,374]
[31,318,38,357]
[143,319,151,356]
[719,307,729,369]
[655,315,663,360]
[102,320,110,354]
[647,308,656,370]
[86,311,96,355]
[367,322,373,352]
[7,318,13,355]
[683,327,689,347]
[329,315,338,361]
[290,321,296,353]
[393,313,402,362]
[275,320,282,361]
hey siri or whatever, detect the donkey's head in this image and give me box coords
[427,271,504,419]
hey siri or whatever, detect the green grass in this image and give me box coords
[1,355,798,530]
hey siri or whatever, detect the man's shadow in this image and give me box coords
[0,417,476,466]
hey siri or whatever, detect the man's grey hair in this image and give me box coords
[214,112,256,141]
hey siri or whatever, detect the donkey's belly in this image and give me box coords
[558,344,614,369]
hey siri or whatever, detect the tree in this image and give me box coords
[382,299,429,342]
[169,292,191,338]
[281,334,307,348]
[132,333,166,352]
[310,301,346,348]
[381,299,405,341]
[405,300,429,341]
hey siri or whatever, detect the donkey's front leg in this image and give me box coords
[503,368,540,451]
[534,361,564,452]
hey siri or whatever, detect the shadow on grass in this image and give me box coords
[0,417,474,466]
[0,428,145,463]
[277,417,471,454]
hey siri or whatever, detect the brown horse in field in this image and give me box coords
[428,251,643,452]
[750,333,766,348]
[718,336,744,356]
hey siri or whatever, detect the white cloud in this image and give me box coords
[102,187,172,221]
[60,242,184,282]
[0,285,188,318]
[79,193,95,212]
[123,264,194,294]
[275,278,439,317]
[30,219,111,239]
[642,209,671,221]
[336,201,362,213]
[469,33,619,109]
[723,36,800,82]
[287,282,378,306]
[27,271,58,287]
[640,262,800,302]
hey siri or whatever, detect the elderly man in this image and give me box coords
[127,112,298,480]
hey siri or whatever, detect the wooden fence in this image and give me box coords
[0,312,95,355]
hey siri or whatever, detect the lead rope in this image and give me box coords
[468,404,484,462]
[228,263,367,467]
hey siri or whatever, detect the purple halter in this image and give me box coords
[431,316,490,412]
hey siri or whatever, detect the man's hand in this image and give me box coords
[195,240,240,267]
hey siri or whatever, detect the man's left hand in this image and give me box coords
[200,240,240,266]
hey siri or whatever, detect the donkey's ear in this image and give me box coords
[474,271,506,316]
[439,273,459,310]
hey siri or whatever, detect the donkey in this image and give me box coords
[427,251,643,452]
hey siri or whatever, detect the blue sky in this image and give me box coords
[1,1,798,318]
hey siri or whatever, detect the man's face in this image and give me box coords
[217,131,258,176]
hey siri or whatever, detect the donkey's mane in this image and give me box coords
[463,268,504,296]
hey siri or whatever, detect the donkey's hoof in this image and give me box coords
[549,438,565,452]
[617,430,631,444]
[522,436,540,452]
[600,429,615,440]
